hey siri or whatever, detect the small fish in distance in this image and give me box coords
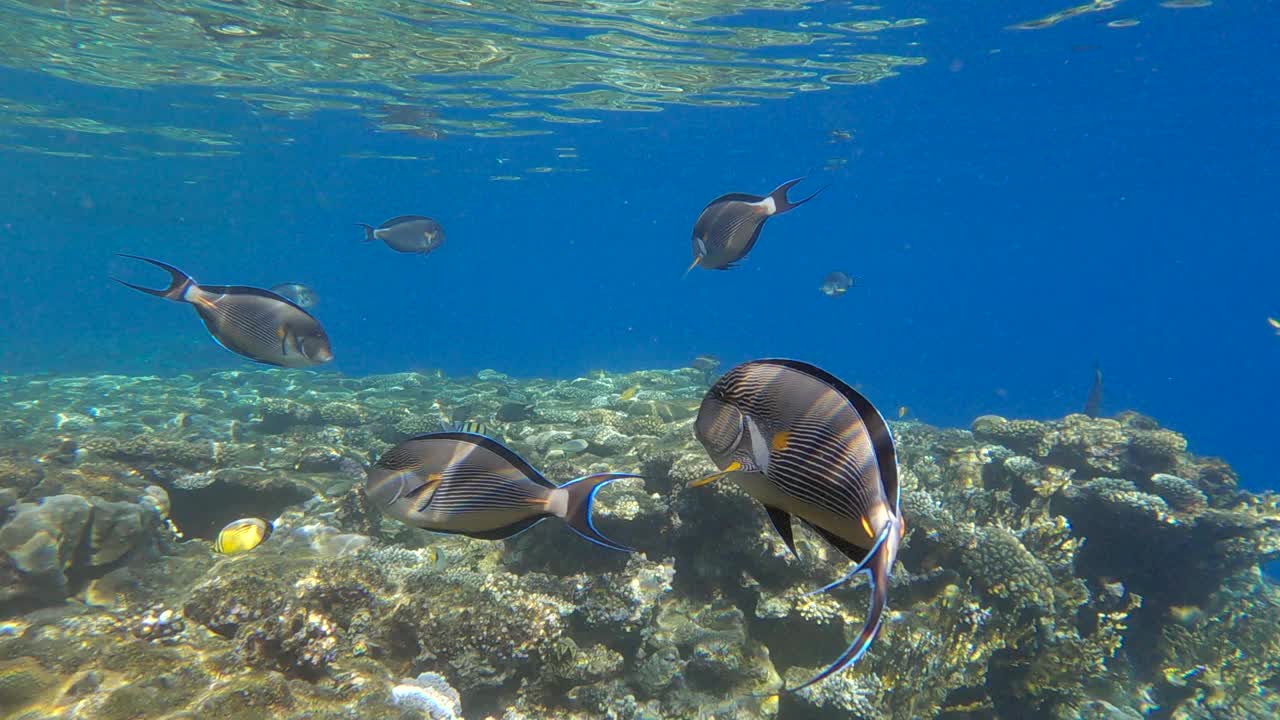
[820,271,855,297]
[358,215,445,255]
[1084,362,1103,418]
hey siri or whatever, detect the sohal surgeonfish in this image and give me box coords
[358,215,445,255]
[366,432,636,550]
[113,255,333,368]
[691,358,903,692]
[686,178,824,275]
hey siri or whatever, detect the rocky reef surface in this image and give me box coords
[1,368,1277,720]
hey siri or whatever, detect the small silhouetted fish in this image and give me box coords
[693,354,722,385]
[691,358,903,693]
[686,177,824,275]
[692,354,721,371]
[269,282,318,309]
[820,271,854,297]
[215,518,273,554]
[496,401,535,422]
[358,215,445,255]
[365,432,636,549]
[1084,362,1103,418]
[113,255,333,368]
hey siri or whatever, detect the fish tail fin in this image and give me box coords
[111,254,195,302]
[768,177,826,215]
[556,473,638,552]
[784,549,889,694]
[356,223,377,242]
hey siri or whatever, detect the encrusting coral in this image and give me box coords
[0,369,1277,719]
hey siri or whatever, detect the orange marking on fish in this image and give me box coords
[690,461,741,488]
[860,516,874,538]
[771,431,790,452]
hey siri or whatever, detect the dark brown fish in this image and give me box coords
[365,432,635,550]
[1084,362,1103,418]
[691,358,902,692]
[686,178,824,275]
[496,401,535,422]
[358,215,445,255]
[112,255,333,368]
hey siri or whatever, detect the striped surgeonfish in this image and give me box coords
[112,255,333,368]
[685,177,824,276]
[365,432,635,550]
[691,358,903,693]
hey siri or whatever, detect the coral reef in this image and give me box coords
[0,368,1277,719]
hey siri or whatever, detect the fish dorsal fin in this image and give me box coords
[763,504,798,558]
[201,284,312,314]
[426,431,555,489]
[382,215,431,227]
[799,518,870,566]
[705,192,764,208]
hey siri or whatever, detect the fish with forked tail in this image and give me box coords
[690,358,903,693]
[112,255,333,368]
[358,215,445,255]
[365,432,636,551]
[686,177,824,275]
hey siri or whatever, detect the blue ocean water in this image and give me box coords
[0,0,1275,491]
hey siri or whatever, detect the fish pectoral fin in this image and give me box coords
[277,326,291,355]
[764,505,798,559]
[689,461,742,488]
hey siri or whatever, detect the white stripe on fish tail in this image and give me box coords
[546,487,569,518]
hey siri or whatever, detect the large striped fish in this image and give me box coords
[365,432,635,551]
[691,358,903,693]
[112,255,333,369]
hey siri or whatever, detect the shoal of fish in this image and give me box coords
[110,180,924,693]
